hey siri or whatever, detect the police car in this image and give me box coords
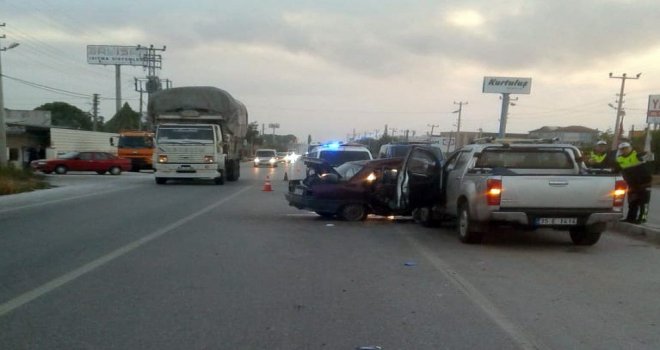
[306,142,373,167]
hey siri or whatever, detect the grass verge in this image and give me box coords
[0,166,49,195]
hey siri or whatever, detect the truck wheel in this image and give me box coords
[109,166,122,175]
[54,165,68,175]
[457,203,483,244]
[155,177,167,185]
[341,204,367,221]
[569,224,603,246]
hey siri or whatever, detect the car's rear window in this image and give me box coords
[319,150,371,166]
[475,149,573,169]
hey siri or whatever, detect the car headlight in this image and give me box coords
[366,172,377,182]
[269,158,276,163]
[203,155,215,163]
[158,155,168,163]
[254,157,260,163]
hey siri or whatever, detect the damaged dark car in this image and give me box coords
[285,157,404,221]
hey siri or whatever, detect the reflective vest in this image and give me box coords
[616,150,640,169]
[589,151,606,164]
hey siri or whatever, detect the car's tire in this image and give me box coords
[96,171,106,175]
[315,211,335,218]
[457,203,484,244]
[54,165,68,175]
[109,166,122,175]
[569,224,604,246]
[155,177,167,185]
[341,204,367,222]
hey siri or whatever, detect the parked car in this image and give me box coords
[30,151,132,175]
[285,157,404,221]
[253,149,278,167]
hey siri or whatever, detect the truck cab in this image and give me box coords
[111,130,154,171]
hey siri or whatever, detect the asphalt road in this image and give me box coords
[0,163,659,349]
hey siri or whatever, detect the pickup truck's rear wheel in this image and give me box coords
[569,224,604,246]
[341,204,367,222]
[457,203,483,244]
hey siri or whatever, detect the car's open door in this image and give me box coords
[395,146,443,211]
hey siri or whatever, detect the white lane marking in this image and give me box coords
[0,185,252,317]
[0,185,142,214]
[404,232,547,350]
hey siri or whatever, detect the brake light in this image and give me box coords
[613,180,627,207]
[486,178,502,206]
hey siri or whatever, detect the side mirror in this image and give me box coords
[321,173,339,184]
[109,137,115,146]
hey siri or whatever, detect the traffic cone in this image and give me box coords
[283,171,288,181]
[262,176,273,192]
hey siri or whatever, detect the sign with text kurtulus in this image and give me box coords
[87,45,144,66]
[647,94,660,124]
[483,76,532,94]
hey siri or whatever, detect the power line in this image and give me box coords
[2,73,140,101]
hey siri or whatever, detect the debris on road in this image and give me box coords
[404,260,417,267]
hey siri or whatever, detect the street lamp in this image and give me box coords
[0,41,20,167]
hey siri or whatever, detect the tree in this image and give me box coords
[246,122,262,145]
[35,102,93,130]
[103,102,140,133]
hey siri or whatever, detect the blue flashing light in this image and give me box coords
[327,142,341,150]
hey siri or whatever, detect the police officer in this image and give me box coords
[615,142,652,223]
[587,140,615,169]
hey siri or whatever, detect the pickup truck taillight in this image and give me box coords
[486,179,502,206]
[613,180,627,207]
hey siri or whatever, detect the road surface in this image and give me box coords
[0,164,658,349]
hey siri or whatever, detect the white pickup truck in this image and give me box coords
[396,141,627,245]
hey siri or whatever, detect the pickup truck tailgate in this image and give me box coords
[500,176,614,209]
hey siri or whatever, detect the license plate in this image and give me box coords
[294,188,304,195]
[536,217,577,225]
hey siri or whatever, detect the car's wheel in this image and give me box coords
[96,171,106,175]
[457,203,483,244]
[109,166,122,175]
[569,224,604,246]
[341,204,367,222]
[315,211,335,218]
[54,165,67,175]
[155,177,167,185]
[214,175,225,185]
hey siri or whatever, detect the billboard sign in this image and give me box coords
[647,94,660,124]
[87,45,144,66]
[483,76,532,94]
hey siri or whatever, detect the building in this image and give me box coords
[5,109,118,168]
[528,126,599,146]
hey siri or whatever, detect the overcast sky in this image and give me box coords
[2,0,659,142]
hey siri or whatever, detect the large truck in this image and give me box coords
[148,86,248,185]
[110,130,155,172]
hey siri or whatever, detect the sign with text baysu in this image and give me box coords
[87,45,144,66]
[647,94,660,124]
[483,76,532,94]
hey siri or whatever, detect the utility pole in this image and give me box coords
[427,124,439,137]
[0,24,19,167]
[453,101,467,148]
[135,78,148,130]
[137,44,166,129]
[92,94,99,131]
[609,72,641,150]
